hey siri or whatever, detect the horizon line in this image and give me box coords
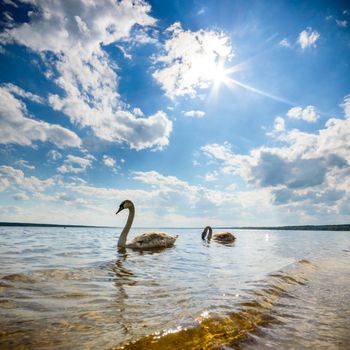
[0,222,349,231]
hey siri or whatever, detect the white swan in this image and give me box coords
[116,200,178,249]
[202,225,236,243]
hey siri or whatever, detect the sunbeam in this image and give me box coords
[208,58,295,107]
[229,78,296,106]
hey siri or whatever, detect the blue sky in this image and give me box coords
[0,0,349,227]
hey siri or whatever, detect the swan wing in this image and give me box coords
[213,232,236,242]
[128,232,177,249]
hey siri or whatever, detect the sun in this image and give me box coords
[206,60,238,98]
[208,61,230,86]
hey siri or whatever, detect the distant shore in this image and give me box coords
[0,222,349,231]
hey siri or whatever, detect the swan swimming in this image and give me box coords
[116,200,178,249]
[202,225,236,243]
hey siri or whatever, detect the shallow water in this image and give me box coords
[0,227,349,349]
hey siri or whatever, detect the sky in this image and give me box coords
[0,0,349,227]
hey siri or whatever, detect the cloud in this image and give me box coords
[153,22,233,99]
[298,28,320,49]
[0,0,155,52]
[0,166,55,193]
[57,155,93,174]
[3,83,44,103]
[335,19,347,27]
[0,205,21,216]
[102,155,116,168]
[326,15,348,28]
[272,187,345,205]
[273,116,285,132]
[132,170,238,211]
[197,7,206,16]
[201,142,251,177]
[279,38,291,48]
[0,0,172,151]
[14,160,35,170]
[0,87,82,148]
[48,150,62,161]
[183,110,205,118]
[12,192,30,201]
[251,152,347,189]
[286,105,319,122]
[200,94,350,213]
[203,171,218,182]
[342,95,350,118]
[3,0,18,8]
[95,110,172,150]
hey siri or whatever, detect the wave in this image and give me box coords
[112,259,316,349]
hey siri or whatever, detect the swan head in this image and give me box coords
[116,199,133,214]
[202,226,212,240]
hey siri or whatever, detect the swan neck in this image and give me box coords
[118,204,134,247]
[207,226,213,240]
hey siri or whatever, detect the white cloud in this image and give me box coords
[273,116,285,132]
[74,15,89,34]
[128,27,158,45]
[201,142,252,177]
[298,28,320,49]
[279,38,291,48]
[200,94,350,218]
[0,0,155,53]
[130,170,241,224]
[286,105,319,122]
[14,160,35,170]
[203,171,218,182]
[102,155,116,168]
[116,44,132,60]
[197,7,207,16]
[341,95,350,118]
[0,87,82,148]
[3,0,18,8]
[58,155,93,174]
[335,19,347,27]
[183,110,205,118]
[2,164,239,226]
[0,0,172,151]
[12,192,30,201]
[153,22,233,99]
[326,16,348,28]
[0,205,21,216]
[48,150,62,161]
[0,166,55,193]
[2,83,44,103]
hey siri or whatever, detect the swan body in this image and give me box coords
[116,200,177,249]
[202,226,236,243]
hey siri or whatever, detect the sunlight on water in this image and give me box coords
[0,227,349,349]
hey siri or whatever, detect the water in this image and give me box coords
[0,227,349,349]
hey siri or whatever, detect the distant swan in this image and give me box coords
[202,226,236,243]
[116,200,178,249]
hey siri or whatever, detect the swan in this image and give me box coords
[202,225,236,243]
[116,200,178,249]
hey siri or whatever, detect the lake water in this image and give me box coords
[0,226,349,349]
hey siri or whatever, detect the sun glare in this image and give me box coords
[206,59,295,106]
[207,60,237,97]
[212,63,229,85]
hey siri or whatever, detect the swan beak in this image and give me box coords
[116,208,123,215]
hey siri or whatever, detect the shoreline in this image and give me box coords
[0,222,349,231]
